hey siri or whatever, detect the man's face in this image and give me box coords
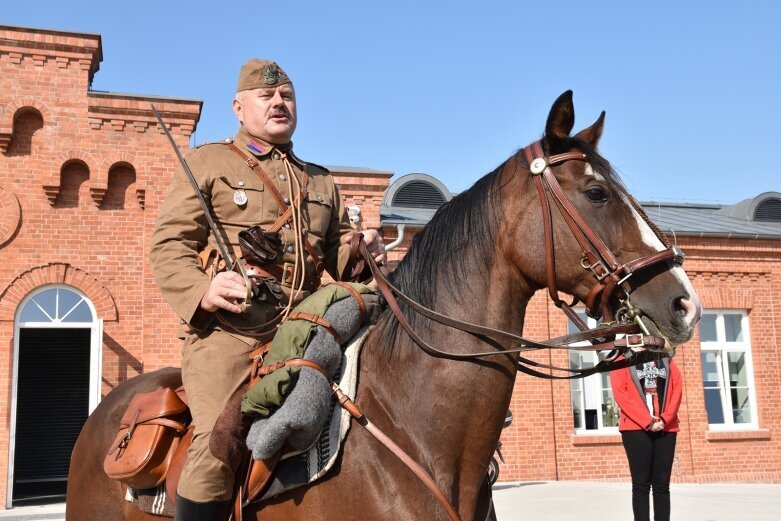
[233,84,297,144]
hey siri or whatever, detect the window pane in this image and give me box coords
[727,352,748,386]
[57,289,83,320]
[699,314,717,342]
[724,314,744,342]
[701,351,721,387]
[567,319,580,336]
[571,388,583,429]
[33,289,58,318]
[703,388,725,424]
[62,300,92,322]
[19,302,51,322]
[602,391,619,427]
[731,387,753,424]
[569,351,582,370]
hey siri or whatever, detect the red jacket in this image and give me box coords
[609,357,682,432]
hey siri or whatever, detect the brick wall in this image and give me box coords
[0,26,200,505]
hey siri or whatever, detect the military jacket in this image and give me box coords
[150,128,356,340]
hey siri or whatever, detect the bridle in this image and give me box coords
[358,139,687,378]
[523,140,685,351]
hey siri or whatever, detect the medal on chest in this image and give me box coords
[234,179,248,206]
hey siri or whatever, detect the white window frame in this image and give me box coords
[569,312,619,435]
[7,284,102,508]
[699,310,758,431]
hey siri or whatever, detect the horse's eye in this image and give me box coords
[584,187,609,203]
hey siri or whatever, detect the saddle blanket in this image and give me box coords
[125,325,370,516]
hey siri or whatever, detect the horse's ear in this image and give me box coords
[574,111,606,148]
[544,90,575,144]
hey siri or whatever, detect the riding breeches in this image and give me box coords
[177,329,256,503]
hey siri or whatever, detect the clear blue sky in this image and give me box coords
[5,1,780,203]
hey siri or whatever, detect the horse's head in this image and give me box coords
[506,91,701,351]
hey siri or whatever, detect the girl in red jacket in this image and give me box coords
[610,355,682,521]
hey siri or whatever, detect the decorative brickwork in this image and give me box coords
[0,186,20,246]
[0,263,117,321]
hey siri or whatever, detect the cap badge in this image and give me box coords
[262,63,280,85]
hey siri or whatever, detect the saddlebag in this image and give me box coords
[104,387,190,488]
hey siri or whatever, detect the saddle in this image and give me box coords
[108,282,378,519]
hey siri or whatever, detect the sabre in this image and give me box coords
[151,104,252,312]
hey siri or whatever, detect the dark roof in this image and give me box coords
[381,182,781,239]
[642,200,781,239]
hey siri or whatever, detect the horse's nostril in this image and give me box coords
[674,296,701,325]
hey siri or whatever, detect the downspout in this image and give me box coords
[385,224,406,252]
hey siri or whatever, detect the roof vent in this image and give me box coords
[391,180,447,209]
[754,198,781,222]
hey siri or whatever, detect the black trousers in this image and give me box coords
[621,430,677,521]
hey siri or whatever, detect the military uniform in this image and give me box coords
[150,105,356,502]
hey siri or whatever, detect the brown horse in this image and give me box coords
[66,91,700,520]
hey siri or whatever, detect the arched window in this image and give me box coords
[753,198,781,222]
[18,286,94,323]
[392,180,447,209]
[9,285,102,505]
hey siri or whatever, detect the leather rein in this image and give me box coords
[359,139,686,379]
[328,140,687,521]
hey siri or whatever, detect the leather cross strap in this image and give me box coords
[329,281,369,324]
[256,358,330,379]
[331,384,463,521]
[226,143,325,276]
[287,312,341,343]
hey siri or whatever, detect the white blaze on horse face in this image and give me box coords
[583,164,606,182]
[619,192,698,301]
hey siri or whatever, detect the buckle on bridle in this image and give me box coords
[581,257,611,281]
[625,333,645,349]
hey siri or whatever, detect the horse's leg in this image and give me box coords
[474,475,497,521]
[66,368,182,521]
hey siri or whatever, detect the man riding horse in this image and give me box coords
[149,59,385,520]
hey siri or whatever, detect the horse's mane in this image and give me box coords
[376,137,624,346]
[388,166,504,303]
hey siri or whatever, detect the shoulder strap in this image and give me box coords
[226,143,324,274]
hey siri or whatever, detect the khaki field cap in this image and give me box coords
[236,59,291,93]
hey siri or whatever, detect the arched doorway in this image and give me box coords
[7,285,102,506]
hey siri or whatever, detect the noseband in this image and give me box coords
[523,140,684,343]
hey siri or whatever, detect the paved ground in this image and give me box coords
[0,481,778,520]
[492,481,781,521]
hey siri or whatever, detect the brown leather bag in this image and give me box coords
[238,226,282,267]
[104,388,190,488]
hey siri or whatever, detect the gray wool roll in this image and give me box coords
[246,295,367,460]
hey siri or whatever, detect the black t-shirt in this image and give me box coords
[635,359,667,415]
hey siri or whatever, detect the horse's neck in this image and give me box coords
[358,268,529,491]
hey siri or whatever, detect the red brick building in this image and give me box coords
[0,24,779,509]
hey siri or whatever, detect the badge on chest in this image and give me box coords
[234,179,248,207]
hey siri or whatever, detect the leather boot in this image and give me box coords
[174,494,232,521]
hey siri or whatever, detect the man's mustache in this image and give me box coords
[267,109,290,119]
